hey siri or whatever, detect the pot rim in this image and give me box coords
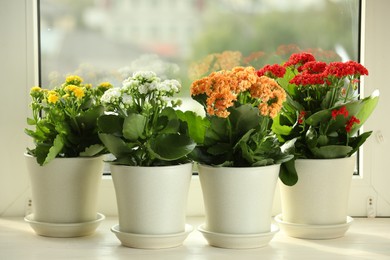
[197,163,281,170]
[24,152,106,161]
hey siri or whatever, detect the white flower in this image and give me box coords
[121,94,133,106]
[149,81,159,91]
[133,71,157,82]
[138,84,149,94]
[101,87,121,104]
[122,78,139,93]
[160,79,181,93]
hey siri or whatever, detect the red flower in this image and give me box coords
[257,64,286,78]
[284,52,316,69]
[331,106,349,120]
[298,110,306,124]
[346,61,369,76]
[345,116,360,133]
[300,61,327,74]
[290,73,325,86]
[326,61,368,78]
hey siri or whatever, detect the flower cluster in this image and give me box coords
[26,75,112,165]
[191,66,286,118]
[190,66,292,168]
[257,52,379,185]
[97,71,202,166]
[101,71,182,117]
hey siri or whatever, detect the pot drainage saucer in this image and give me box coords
[111,224,193,249]
[274,214,353,239]
[24,213,105,238]
[197,224,279,249]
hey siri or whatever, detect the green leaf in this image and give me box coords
[97,114,124,135]
[176,110,209,144]
[306,90,379,134]
[305,126,318,149]
[79,144,105,157]
[252,159,273,167]
[76,105,104,131]
[310,145,353,159]
[24,128,46,141]
[207,143,231,156]
[158,107,180,134]
[148,133,195,161]
[43,134,65,165]
[204,117,229,145]
[348,131,373,156]
[349,90,379,136]
[27,117,36,125]
[229,104,261,137]
[98,133,135,158]
[305,109,331,126]
[122,114,147,141]
[271,114,293,139]
[279,159,298,186]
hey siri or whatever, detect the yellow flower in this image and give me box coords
[65,75,83,85]
[72,86,85,99]
[64,84,76,93]
[47,91,59,104]
[98,82,113,89]
[30,86,41,93]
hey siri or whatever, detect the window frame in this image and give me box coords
[13,0,387,217]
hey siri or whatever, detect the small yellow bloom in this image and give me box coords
[30,86,41,93]
[98,82,113,89]
[65,84,77,92]
[84,83,92,89]
[47,92,59,104]
[72,87,85,99]
[65,75,83,85]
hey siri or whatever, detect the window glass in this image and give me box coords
[39,0,360,98]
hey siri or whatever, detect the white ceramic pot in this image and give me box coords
[111,163,192,235]
[25,154,104,224]
[279,156,356,225]
[198,164,280,234]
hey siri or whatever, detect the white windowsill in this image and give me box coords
[1,217,389,259]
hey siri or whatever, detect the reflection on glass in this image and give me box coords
[40,0,360,96]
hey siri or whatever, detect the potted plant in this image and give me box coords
[98,71,205,249]
[190,66,293,249]
[257,52,379,238]
[24,75,111,237]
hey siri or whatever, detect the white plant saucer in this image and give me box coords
[24,213,105,238]
[111,224,193,249]
[274,214,354,239]
[197,224,279,249]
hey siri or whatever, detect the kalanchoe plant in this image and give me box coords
[190,66,293,168]
[25,75,112,165]
[257,52,379,185]
[98,71,205,166]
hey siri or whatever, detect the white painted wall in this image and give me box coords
[1,0,389,217]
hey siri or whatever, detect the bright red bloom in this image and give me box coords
[257,64,286,78]
[346,61,369,76]
[300,61,327,74]
[345,116,360,132]
[331,106,349,120]
[284,52,316,68]
[290,73,325,86]
[298,110,306,124]
[326,61,368,78]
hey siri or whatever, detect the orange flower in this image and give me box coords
[191,67,286,118]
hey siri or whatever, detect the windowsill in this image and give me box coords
[1,217,389,258]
